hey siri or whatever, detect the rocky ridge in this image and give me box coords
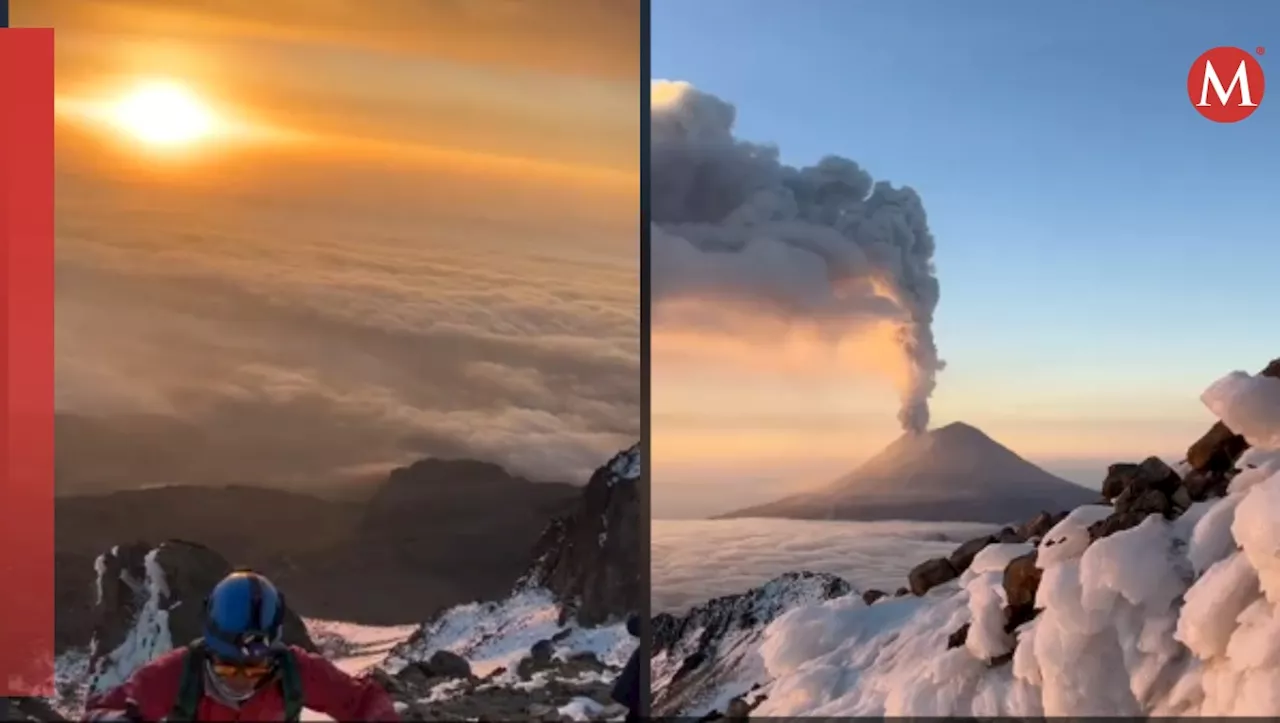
[370,443,643,721]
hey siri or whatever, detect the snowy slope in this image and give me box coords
[651,571,851,716]
[658,368,1280,716]
[384,589,635,679]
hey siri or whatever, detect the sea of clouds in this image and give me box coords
[651,517,999,613]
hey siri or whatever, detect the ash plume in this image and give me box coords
[650,81,943,433]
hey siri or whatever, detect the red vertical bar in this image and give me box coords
[0,28,55,698]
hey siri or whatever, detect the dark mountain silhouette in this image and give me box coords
[53,458,582,650]
[720,422,1098,524]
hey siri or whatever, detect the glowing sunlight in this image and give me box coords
[108,80,218,148]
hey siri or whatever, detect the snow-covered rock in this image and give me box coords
[651,571,852,716]
[523,443,641,626]
[374,444,643,720]
[654,363,1280,717]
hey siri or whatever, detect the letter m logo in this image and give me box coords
[1188,47,1266,123]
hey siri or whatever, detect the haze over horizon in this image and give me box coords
[17,0,642,495]
[651,0,1280,519]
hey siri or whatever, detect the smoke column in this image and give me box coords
[651,81,943,433]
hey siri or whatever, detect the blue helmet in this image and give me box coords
[202,570,286,662]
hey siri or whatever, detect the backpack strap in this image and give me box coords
[169,641,207,722]
[276,649,304,722]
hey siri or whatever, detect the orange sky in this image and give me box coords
[17,0,643,494]
[18,0,638,190]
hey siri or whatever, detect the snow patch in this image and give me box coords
[607,444,640,484]
[385,588,635,679]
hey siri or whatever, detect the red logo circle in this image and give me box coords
[1188,47,1266,123]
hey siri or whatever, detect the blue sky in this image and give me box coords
[652,0,1279,464]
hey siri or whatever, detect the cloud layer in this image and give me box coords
[652,518,998,613]
[650,81,943,433]
[55,165,638,494]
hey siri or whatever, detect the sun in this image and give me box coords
[109,81,217,148]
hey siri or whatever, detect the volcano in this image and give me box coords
[719,422,1098,524]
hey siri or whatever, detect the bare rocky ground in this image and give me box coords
[373,646,627,721]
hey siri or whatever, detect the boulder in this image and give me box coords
[1101,463,1141,501]
[861,589,887,605]
[530,640,555,665]
[1113,486,1171,518]
[1002,552,1042,631]
[995,526,1024,544]
[725,697,751,720]
[895,587,910,597]
[908,557,959,596]
[1184,469,1232,501]
[948,535,997,573]
[425,650,472,680]
[1104,457,1181,503]
[1017,511,1058,541]
[1088,510,1150,541]
[1170,484,1193,511]
[1187,423,1249,474]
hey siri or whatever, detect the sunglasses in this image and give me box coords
[210,658,274,680]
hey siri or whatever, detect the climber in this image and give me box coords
[83,570,399,722]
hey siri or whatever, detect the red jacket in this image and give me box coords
[83,646,399,722]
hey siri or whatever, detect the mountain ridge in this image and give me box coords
[719,421,1098,524]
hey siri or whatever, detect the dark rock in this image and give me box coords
[725,697,751,720]
[1105,457,1181,503]
[372,667,407,695]
[551,628,574,643]
[909,557,959,596]
[395,662,433,689]
[1114,486,1171,518]
[530,639,555,664]
[895,587,910,597]
[1170,485,1193,511]
[1016,511,1056,542]
[949,535,998,574]
[1101,463,1142,501]
[1088,511,1150,541]
[1184,469,1231,501]
[1002,552,1042,630]
[425,649,472,679]
[516,655,552,681]
[861,589,887,605]
[1137,457,1182,495]
[1188,422,1250,474]
[947,623,970,649]
[521,444,641,626]
[996,526,1024,544]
